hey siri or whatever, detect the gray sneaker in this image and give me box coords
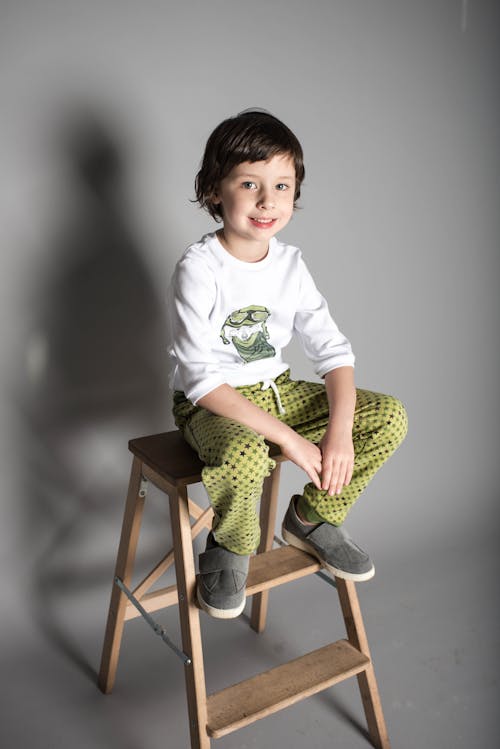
[282,497,375,582]
[197,533,249,619]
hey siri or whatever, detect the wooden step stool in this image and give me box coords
[98,430,391,748]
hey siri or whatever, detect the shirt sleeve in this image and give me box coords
[168,256,226,403]
[293,255,355,376]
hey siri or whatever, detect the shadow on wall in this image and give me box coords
[16,109,171,682]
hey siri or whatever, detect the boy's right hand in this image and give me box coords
[279,432,323,491]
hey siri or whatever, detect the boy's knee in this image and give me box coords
[239,436,276,481]
[383,395,408,446]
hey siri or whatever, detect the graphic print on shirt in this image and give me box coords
[220,305,276,363]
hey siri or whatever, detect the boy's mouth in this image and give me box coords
[249,217,277,228]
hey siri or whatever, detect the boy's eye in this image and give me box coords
[276,183,289,191]
[242,181,257,189]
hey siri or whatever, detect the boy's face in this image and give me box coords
[214,154,295,259]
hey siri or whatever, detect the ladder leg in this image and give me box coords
[250,464,282,633]
[336,578,391,749]
[169,485,210,749]
[98,457,146,694]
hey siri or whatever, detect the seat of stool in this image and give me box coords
[129,431,285,487]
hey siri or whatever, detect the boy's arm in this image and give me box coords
[319,366,356,497]
[198,385,323,490]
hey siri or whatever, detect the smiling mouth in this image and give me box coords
[249,217,277,227]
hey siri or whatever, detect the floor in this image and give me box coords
[2,521,498,749]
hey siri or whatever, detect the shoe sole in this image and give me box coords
[197,584,246,619]
[282,526,375,582]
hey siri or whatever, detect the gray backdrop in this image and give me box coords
[1,1,498,748]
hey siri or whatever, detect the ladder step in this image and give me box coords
[125,545,321,619]
[206,639,369,738]
[246,544,321,594]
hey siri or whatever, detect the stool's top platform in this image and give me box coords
[129,430,285,487]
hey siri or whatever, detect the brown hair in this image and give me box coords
[195,110,305,221]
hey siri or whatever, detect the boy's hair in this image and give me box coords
[195,110,305,221]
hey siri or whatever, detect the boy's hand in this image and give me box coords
[319,427,354,496]
[280,432,323,491]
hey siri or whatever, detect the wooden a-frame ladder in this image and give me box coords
[98,430,391,748]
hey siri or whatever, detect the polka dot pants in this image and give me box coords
[173,370,408,554]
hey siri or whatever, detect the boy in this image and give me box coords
[168,109,407,619]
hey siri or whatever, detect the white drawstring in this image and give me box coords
[261,378,286,415]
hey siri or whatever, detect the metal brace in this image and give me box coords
[114,576,192,665]
[138,476,148,498]
[273,535,337,589]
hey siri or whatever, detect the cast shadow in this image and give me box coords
[16,109,171,683]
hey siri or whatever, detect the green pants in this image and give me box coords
[173,370,408,554]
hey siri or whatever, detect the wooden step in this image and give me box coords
[125,545,321,619]
[246,544,321,594]
[206,639,370,738]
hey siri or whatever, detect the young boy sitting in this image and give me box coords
[168,109,408,619]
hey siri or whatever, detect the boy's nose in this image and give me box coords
[257,190,275,209]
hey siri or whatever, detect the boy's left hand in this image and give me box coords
[318,428,354,496]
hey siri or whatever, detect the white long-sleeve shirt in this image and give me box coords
[168,232,354,404]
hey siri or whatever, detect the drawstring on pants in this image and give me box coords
[261,378,286,415]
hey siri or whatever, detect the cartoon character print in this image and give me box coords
[220,305,276,363]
